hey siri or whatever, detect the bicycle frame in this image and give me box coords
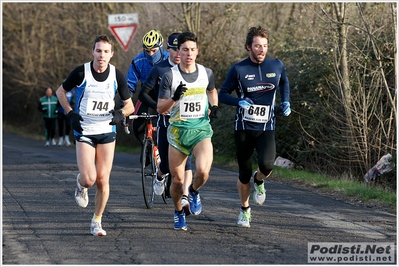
[145,118,157,144]
[141,115,161,167]
[128,113,167,208]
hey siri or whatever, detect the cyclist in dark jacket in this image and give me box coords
[125,29,169,144]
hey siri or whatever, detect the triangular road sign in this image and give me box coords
[109,24,138,52]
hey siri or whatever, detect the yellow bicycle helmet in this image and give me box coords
[142,29,164,49]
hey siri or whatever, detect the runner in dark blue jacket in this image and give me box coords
[219,26,291,228]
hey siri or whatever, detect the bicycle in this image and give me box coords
[127,113,170,208]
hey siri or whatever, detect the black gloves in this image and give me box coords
[172,81,188,101]
[109,109,124,125]
[66,110,83,134]
[209,105,221,119]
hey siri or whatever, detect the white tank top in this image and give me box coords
[76,62,117,135]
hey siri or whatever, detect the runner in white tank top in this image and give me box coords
[56,35,134,236]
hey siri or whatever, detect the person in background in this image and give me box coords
[157,31,221,231]
[138,32,193,209]
[56,34,134,236]
[218,26,291,228]
[124,29,169,145]
[57,84,74,146]
[38,86,59,147]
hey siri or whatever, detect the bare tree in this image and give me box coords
[307,3,397,180]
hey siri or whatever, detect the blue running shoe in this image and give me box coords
[188,190,202,215]
[174,210,187,231]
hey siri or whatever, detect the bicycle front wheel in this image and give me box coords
[141,138,157,209]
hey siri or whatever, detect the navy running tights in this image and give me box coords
[234,130,275,184]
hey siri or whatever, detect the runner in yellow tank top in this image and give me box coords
[157,32,221,231]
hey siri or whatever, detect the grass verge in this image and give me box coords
[269,165,396,214]
[215,151,396,214]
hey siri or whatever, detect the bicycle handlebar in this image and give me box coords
[123,113,158,135]
[128,113,158,120]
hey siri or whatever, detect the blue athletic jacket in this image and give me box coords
[219,57,290,131]
[126,51,169,96]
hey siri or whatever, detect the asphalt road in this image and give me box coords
[2,131,397,265]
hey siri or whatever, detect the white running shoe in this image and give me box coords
[44,141,50,147]
[75,174,88,208]
[57,136,64,146]
[252,171,266,205]
[64,137,71,146]
[91,220,107,236]
[153,176,165,195]
[237,208,252,228]
[181,197,191,216]
[51,139,57,146]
